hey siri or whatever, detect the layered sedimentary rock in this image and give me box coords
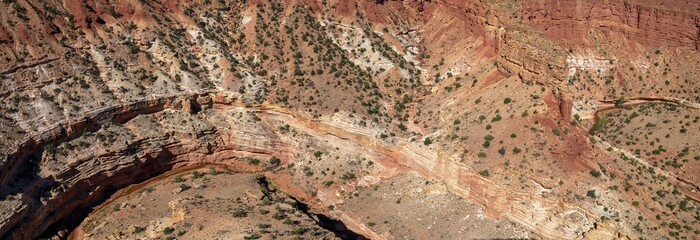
[521,0,700,49]
[0,0,698,239]
[0,94,596,239]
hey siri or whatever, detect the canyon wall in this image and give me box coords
[0,1,698,239]
[521,0,700,49]
[0,94,213,239]
[0,97,607,240]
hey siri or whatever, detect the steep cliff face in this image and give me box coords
[486,0,700,122]
[0,94,214,239]
[522,0,700,49]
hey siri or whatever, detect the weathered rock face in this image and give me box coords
[521,0,700,49]
[0,25,10,44]
[0,94,215,239]
[0,97,563,239]
[0,0,699,240]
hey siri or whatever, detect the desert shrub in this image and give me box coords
[478,170,489,177]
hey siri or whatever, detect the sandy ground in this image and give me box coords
[340,173,532,240]
[74,166,339,240]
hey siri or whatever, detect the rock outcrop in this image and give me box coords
[521,0,700,50]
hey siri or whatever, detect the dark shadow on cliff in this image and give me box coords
[257,176,368,240]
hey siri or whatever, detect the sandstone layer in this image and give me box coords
[0,0,698,239]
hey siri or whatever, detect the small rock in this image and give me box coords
[126,225,137,234]
[172,187,183,194]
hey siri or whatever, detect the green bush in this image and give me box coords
[615,95,625,107]
[173,175,185,183]
[512,147,522,154]
[269,157,281,166]
[478,170,489,177]
[232,208,248,218]
[589,117,608,134]
[586,190,596,198]
[552,129,561,136]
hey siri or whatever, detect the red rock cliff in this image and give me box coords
[522,0,700,49]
